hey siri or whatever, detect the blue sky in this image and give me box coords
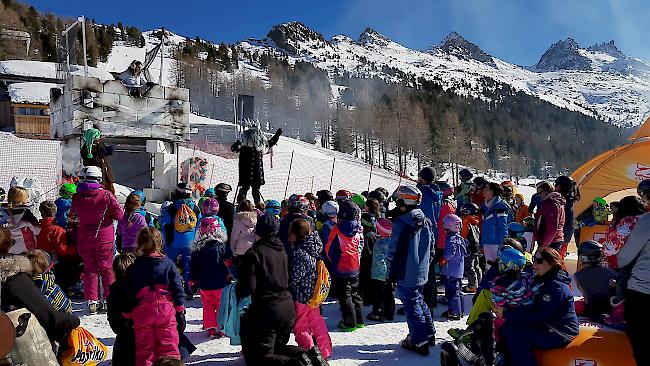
[25,0,649,65]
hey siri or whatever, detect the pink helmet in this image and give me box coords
[376,218,393,238]
[202,197,220,216]
[195,217,227,244]
[443,214,462,233]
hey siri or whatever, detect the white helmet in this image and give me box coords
[322,201,339,218]
[393,185,422,206]
[79,166,103,181]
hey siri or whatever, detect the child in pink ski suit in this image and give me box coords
[124,228,185,366]
[70,174,123,311]
[189,217,231,338]
[288,218,333,359]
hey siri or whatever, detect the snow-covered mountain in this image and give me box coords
[237,22,650,127]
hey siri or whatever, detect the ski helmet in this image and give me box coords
[501,181,515,198]
[459,169,474,181]
[497,246,526,273]
[443,214,462,233]
[593,197,607,206]
[393,185,422,206]
[79,166,102,181]
[338,200,361,221]
[578,240,604,264]
[336,190,352,201]
[201,197,220,216]
[322,201,339,218]
[59,183,77,198]
[352,194,367,208]
[554,176,574,194]
[203,188,216,198]
[288,194,309,211]
[472,176,488,190]
[460,202,479,216]
[361,212,376,229]
[264,199,282,216]
[367,189,386,203]
[508,222,526,239]
[215,183,232,195]
[132,189,146,204]
[637,179,650,198]
[376,218,393,238]
[437,181,453,198]
[418,166,437,183]
[316,190,334,203]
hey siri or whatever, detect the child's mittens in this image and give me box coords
[176,311,186,332]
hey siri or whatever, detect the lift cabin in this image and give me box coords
[49,74,190,203]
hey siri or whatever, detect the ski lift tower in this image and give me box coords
[49,23,190,203]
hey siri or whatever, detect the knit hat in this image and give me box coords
[201,197,220,216]
[418,166,436,183]
[336,190,352,201]
[194,217,227,247]
[338,200,361,221]
[255,214,280,238]
[376,218,393,238]
[361,212,376,229]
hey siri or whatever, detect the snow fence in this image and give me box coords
[0,132,62,200]
[179,146,407,200]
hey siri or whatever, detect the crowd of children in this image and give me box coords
[2,160,650,366]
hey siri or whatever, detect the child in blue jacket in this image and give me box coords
[439,214,467,320]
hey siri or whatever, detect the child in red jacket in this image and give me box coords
[37,201,76,259]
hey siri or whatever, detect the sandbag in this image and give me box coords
[5,308,58,366]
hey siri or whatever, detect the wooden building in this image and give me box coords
[1,81,55,139]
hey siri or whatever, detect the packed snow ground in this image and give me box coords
[80,292,474,365]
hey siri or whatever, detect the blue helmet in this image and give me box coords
[204,188,216,198]
[131,189,146,204]
[497,246,526,273]
[508,222,526,238]
[265,199,281,216]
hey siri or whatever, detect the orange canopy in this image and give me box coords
[571,119,650,216]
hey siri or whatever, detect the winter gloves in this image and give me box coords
[176,311,186,333]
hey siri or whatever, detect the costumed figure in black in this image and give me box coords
[231,123,282,204]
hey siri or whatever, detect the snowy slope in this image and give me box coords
[80,294,475,366]
[238,23,650,127]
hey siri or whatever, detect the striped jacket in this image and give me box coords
[33,270,72,313]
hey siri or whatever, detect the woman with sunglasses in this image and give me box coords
[499,247,579,366]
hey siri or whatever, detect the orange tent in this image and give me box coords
[571,115,650,216]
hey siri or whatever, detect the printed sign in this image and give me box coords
[634,163,650,181]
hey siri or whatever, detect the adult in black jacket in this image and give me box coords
[231,127,282,204]
[236,214,305,365]
[0,253,80,343]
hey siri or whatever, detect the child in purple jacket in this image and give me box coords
[439,214,467,320]
[118,193,148,253]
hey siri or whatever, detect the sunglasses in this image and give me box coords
[534,256,545,264]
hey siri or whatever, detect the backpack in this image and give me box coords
[174,203,198,233]
[467,224,481,254]
[307,260,331,309]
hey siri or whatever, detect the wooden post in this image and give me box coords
[367,164,373,192]
[329,157,336,191]
[284,151,294,199]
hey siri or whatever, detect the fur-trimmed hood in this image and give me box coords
[0,254,33,284]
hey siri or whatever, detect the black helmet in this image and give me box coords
[578,240,604,264]
[367,189,386,203]
[472,176,488,189]
[316,190,334,203]
[418,166,436,183]
[554,176,574,192]
[459,168,473,180]
[639,179,650,197]
[215,183,232,195]
[460,202,479,216]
